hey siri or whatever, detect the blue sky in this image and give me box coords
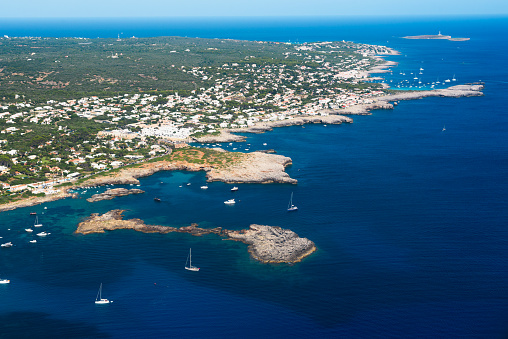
[2,0,507,17]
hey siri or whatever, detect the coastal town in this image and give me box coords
[0,38,393,201]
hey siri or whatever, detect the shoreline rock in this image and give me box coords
[75,210,315,264]
[86,188,145,203]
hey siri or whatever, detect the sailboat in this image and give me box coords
[185,248,200,271]
[287,192,298,212]
[34,216,42,227]
[442,125,446,132]
[95,283,112,304]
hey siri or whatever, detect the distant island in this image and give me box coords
[403,32,470,41]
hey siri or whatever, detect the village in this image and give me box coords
[0,40,391,200]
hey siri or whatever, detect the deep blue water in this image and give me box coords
[1,16,508,338]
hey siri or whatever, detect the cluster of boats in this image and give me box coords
[386,68,457,89]
[1,213,51,249]
[224,186,239,205]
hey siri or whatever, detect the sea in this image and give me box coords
[0,16,507,338]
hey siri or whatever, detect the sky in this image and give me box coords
[1,0,507,18]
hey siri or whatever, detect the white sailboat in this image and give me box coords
[34,216,42,227]
[95,283,112,304]
[185,248,200,271]
[287,192,298,212]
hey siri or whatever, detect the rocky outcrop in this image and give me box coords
[76,209,223,236]
[207,152,297,184]
[225,224,316,264]
[75,210,315,264]
[86,188,145,202]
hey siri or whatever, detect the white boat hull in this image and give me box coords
[0,279,10,284]
[95,299,112,304]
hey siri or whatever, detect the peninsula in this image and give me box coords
[75,210,316,264]
[0,35,483,210]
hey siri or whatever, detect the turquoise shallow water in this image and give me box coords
[0,16,508,338]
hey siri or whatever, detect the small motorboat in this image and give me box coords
[200,186,208,190]
[25,228,33,233]
[36,232,50,237]
[29,240,37,244]
[224,199,236,205]
[1,242,13,248]
[0,279,10,284]
[154,197,161,202]
[231,186,239,192]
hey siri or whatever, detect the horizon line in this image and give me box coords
[1,14,507,19]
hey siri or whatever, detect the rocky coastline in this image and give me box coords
[79,150,296,188]
[329,84,484,116]
[75,210,315,264]
[207,151,296,184]
[86,188,145,203]
[0,190,74,213]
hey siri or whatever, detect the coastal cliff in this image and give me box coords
[207,151,296,184]
[75,210,315,264]
[82,147,297,187]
